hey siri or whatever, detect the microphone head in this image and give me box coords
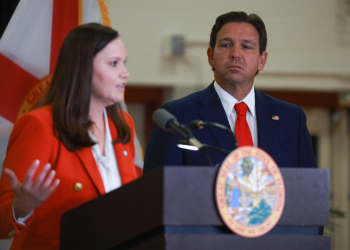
[153,108,178,131]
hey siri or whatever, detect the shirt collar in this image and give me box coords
[213,81,256,117]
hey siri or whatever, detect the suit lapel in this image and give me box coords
[197,83,237,152]
[195,86,279,154]
[255,89,279,153]
[108,115,137,185]
[75,147,106,195]
[75,114,137,195]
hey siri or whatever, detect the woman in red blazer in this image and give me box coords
[0,23,139,249]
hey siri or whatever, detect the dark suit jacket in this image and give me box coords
[144,82,317,174]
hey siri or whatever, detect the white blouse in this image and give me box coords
[89,109,122,193]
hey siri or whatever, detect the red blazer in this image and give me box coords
[0,105,138,250]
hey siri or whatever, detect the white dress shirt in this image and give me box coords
[213,81,258,147]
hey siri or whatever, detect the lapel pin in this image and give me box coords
[272,115,279,121]
[123,150,128,156]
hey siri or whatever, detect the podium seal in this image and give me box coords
[215,146,285,238]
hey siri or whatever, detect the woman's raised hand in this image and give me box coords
[4,160,60,218]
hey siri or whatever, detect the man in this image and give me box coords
[144,11,317,174]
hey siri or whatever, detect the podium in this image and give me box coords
[60,166,330,250]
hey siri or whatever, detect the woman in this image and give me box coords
[0,23,138,249]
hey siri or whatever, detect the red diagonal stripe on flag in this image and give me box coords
[135,167,142,177]
[50,0,79,73]
[0,54,38,122]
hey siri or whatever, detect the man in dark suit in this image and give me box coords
[143,11,317,174]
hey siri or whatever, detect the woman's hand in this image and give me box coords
[4,159,60,218]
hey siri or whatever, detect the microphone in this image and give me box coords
[153,108,191,140]
[153,108,234,166]
[152,108,204,149]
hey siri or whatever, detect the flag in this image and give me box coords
[0,0,143,175]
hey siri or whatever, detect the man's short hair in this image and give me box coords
[209,11,267,55]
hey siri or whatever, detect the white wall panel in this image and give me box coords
[107,0,350,90]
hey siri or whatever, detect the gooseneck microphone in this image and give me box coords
[152,108,204,149]
[152,108,191,140]
[153,108,237,166]
[185,120,237,147]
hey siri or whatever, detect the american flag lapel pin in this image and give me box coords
[272,115,279,121]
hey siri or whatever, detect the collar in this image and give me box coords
[88,109,112,157]
[213,81,256,117]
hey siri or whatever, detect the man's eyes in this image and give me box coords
[219,43,253,49]
[242,44,252,49]
[220,43,230,48]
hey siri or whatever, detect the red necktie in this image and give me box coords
[234,102,253,147]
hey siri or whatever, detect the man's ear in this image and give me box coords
[207,47,214,67]
[258,51,268,71]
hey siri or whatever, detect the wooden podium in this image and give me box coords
[60,167,330,250]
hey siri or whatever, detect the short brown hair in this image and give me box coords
[209,11,267,55]
[43,23,131,151]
